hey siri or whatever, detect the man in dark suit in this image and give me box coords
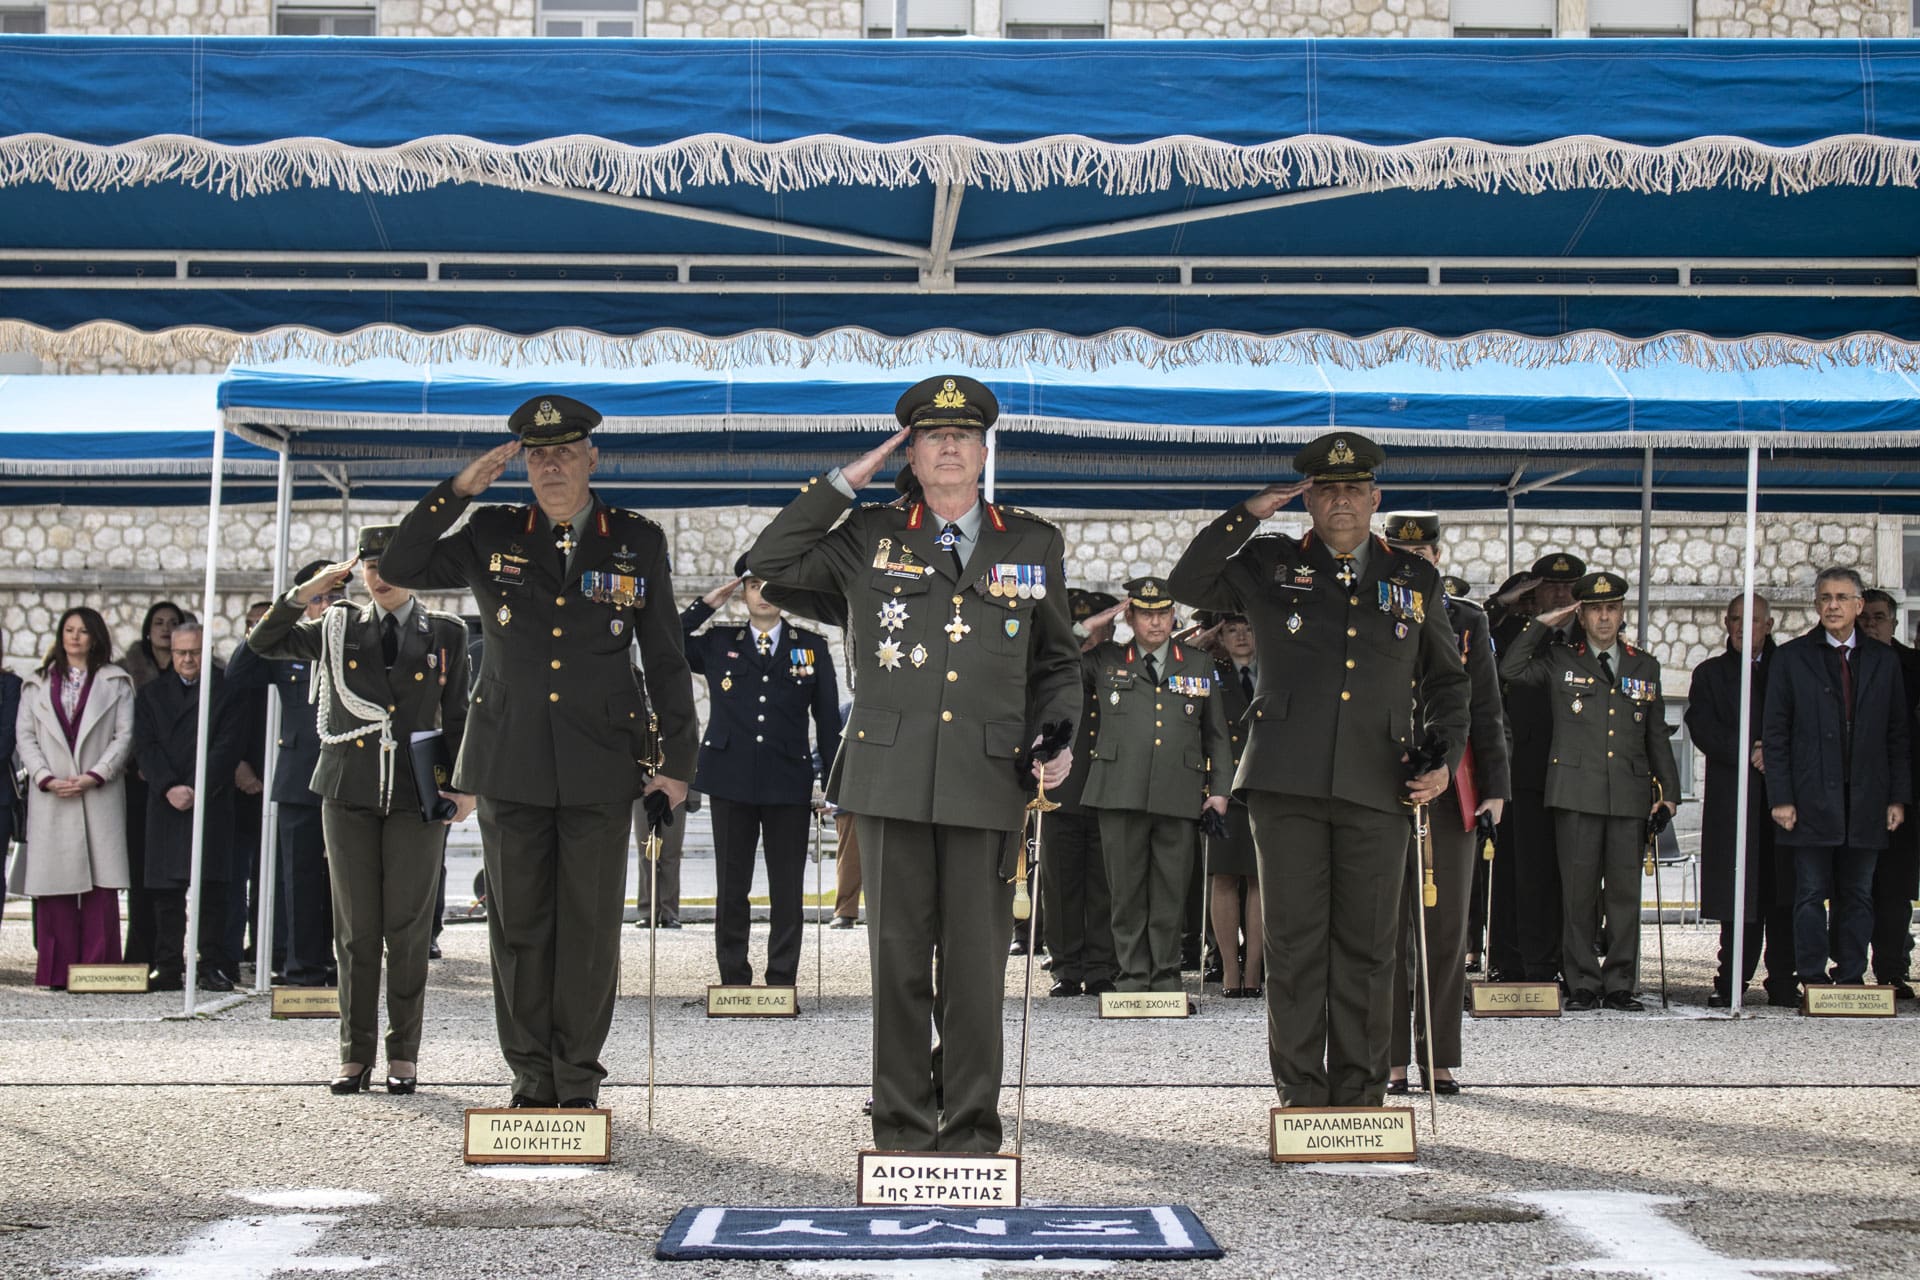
[748,374,1080,1153]
[1486,552,1586,985]
[132,620,248,992]
[227,561,336,987]
[1766,570,1911,988]
[1500,571,1680,1011]
[1169,432,1470,1108]
[682,555,841,988]
[1859,588,1919,999]
[223,602,273,977]
[1685,593,1798,1007]
[380,395,698,1109]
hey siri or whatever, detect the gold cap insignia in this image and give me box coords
[1328,437,1356,466]
[931,378,967,411]
[1141,582,1161,599]
[1396,519,1425,541]
[533,400,562,429]
[1552,556,1570,572]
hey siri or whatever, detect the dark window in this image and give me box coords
[1004,23,1104,37]
[0,6,47,31]
[275,8,377,35]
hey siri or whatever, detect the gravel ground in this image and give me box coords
[0,916,1915,1279]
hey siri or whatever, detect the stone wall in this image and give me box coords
[24,0,1913,42]
[0,498,1899,702]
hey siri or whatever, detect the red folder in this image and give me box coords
[1454,742,1479,833]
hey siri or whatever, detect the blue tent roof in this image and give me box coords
[0,374,294,505]
[7,37,1920,370]
[218,357,1920,513]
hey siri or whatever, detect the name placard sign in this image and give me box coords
[1270,1107,1418,1164]
[1468,981,1562,1018]
[66,964,149,994]
[1098,991,1191,1019]
[857,1151,1021,1208]
[706,985,799,1018]
[1801,985,1897,1018]
[464,1109,611,1164]
[271,986,341,1019]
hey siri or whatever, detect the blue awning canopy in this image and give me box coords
[0,373,296,504]
[8,37,1920,370]
[218,356,1920,512]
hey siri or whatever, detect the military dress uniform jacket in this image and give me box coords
[225,639,323,806]
[681,599,841,807]
[1491,611,1557,794]
[1499,622,1680,819]
[1168,519,1470,815]
[246,596,472,815]
[379,482,698,804]
[1448,596,1514,806]
[746,481,1081,833]
[1080,639,1231,819]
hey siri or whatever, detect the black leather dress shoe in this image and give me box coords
[1048,979,1082,997]
[147,968,183,992]
[1009,936,1029,956]
[1602,991,1646,1011]
[1565,990,1599,1011]
[510,1093,556,1108]
[1707,989,1733,1008]
[1423,1075,1462,1096]
[1767,986,1802,1007]
[197,967,235,993]
[1386,1078,1410,1095]
[829,916,856,930]
[1084,978,1116,996]
[1891,981,1916,1000]
[428,942,443,960]
[560,1098,596,1109]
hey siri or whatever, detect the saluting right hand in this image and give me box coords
[453,441,522,499]
[293,559,357,606]
[1495,575,1543,606]
[1535,602,1580,630]
[702,576,746,610]
[839,428,910,492]
[1243,479,1310,520]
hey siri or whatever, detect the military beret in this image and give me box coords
[357,524,398,561]
[1573,571,1629,604]
[894,375,999,432]
[1530,551,1587,582]
[1442,574,1471,600]
[1382,510,1440,546]
[1124,575,1176,612]
[1069,588,1119,623]
[1293,431,1383,483]
[509,394,601,448]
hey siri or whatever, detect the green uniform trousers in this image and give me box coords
[320,800,447,1067]
[1392,787,1473,1070]
[1097,810,1196,992]
[857,815,1015,1153]
[478,797,633,1104]
[1248,792,1409,1108]
[1553,809,1645,998]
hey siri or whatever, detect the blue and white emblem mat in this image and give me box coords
[657,1205,1223,1261]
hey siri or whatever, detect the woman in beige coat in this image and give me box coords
[11,607,135,988]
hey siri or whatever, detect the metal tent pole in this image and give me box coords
[1638,445,1653,647]
[251,445,295,994]
[1728,443,1760,1018]
[181,424,228,1017]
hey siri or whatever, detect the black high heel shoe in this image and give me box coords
[386,1074,417,1095]
[329,1064,371,1095]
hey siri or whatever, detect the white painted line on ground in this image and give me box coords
[469,1166,601,1181]
[789,1262,1113,1278]
[1511,1190,1840,1279]
[79,1213,387,1278]
[234,1189,381,1210]
[1297,1162,1429,1177]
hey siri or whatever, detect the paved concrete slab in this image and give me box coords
[0,914,1914,1278]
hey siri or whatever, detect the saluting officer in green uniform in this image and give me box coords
[747,375,1080,1153]
[247,525,473,1095]
[1081,577,1231,993]
[379,395,697,1107]
[1499,570,1680,1011]
[1168,432,1470,1108]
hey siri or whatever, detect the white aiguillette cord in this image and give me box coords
[311,604,397,812]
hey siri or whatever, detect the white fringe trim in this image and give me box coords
[7,132,1920,199]
[21,318,1920,381]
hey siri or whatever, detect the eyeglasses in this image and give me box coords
[172,649,203,659]
[1815,593,1860,606]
